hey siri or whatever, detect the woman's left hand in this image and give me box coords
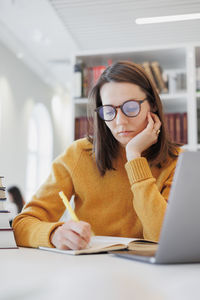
[126,112,161,161]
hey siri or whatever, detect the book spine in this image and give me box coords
[151,61,168,93]
[142,62,160,93]
[182,112,188,144]
[82,67,89,98]
[175,113,182,144]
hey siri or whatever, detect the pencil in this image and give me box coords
[59,191,79,222]
[59,190,95,236]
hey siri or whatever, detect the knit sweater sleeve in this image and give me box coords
[13,142,83,248]
[125,157,176,242]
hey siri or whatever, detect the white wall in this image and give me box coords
[0,41,72,197]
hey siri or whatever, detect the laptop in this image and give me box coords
[112,151,200,264]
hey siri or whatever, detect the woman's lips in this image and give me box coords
[117,131,133,136]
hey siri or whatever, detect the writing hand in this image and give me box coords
[50,220,91,250]
[126,112,161,161]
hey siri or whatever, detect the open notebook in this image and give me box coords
[39,236,157,255]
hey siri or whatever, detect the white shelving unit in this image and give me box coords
[71,43,200,150]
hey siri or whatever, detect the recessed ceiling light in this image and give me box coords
[16,52,24,59]
[32,29,43,43]
[32,30,52,45]
[135,13,200,24]
[48,59,71,65]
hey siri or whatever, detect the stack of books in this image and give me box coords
[0,176,17,249]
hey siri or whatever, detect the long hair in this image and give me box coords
[7,186,24,213]
[88,61,179,176]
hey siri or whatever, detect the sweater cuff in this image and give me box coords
[39,221,65,248]
[125,157,153,184]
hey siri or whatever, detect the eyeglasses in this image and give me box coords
[95,99,148,122]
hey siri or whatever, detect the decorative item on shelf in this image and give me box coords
[74,62,83,98]
[197,109,200,143]
[0,176,18,249]
[196,67,200,92]
[167,71,187,94]
[176,73,186,92]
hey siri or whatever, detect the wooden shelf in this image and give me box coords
[74,98,88,104]
[75,93,187,105]
[160,92,187,100]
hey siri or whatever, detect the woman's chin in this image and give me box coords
[116,136,134,147]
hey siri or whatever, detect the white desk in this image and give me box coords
[1,247,200,300]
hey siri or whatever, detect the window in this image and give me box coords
[26,103,53,201]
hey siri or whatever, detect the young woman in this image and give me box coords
[13,61,180,250]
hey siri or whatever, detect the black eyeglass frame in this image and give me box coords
[95,99,148,122]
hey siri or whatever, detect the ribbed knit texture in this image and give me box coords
[125,158,153,184]
[13,138,179,246]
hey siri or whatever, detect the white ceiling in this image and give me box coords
[0,0,200,90]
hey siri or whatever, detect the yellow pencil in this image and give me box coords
[59,191,79,222]
[59,190,95,236]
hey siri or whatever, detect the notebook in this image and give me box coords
[39,236,158,255]
[112,151,200,264]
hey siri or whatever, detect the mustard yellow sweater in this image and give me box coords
[13,138,179,248]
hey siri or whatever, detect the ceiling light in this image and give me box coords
[32,29,43,43]
[16,52,24,59]
[135,13,200,24]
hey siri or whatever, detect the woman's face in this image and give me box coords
[100,81,151,147]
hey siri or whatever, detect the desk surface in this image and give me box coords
[1,247,200,300]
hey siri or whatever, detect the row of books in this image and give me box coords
[75,112,188,145]
[165,112,187,144]
[74,64,107,98]
[75,117,92,140]
[0,176,17,249]
[74,61,187,98]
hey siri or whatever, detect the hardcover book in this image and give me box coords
[0,176,18,249]
[0,211,11,228]
[0,228,18,249]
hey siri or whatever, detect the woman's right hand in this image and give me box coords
[50,220,92,250]
[126,112,161,161]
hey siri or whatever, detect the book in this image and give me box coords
[0,187,6,200]
[39,236,158,255]
[0,211,11,228]
[182,112,188,144]
[165,112,188,144]
[0,199,7,210]
[142,62,159,93]
[0,176,18,249]
[175,113,182,144]
[0,228,18,249]
[0,176,5,188]
[151,61,168,93]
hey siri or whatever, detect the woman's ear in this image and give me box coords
[151,104,157,112]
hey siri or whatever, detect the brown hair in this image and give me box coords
[8,186,25,213]
[88,61,179,176]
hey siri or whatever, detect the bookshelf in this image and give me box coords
[71,44,200,150]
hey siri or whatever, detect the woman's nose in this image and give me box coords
[115,108,128,125]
